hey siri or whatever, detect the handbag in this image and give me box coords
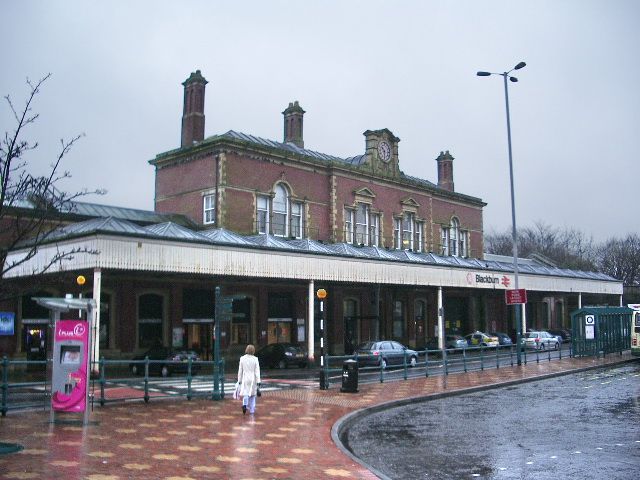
[256,384,261,397]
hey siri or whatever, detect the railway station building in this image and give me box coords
[0,71,623,363]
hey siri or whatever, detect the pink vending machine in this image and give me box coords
[51,320,90,413]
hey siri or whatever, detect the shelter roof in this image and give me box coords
[22,216,620,284]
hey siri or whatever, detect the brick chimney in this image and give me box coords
[181,70,208,147]
[282,101,305,148]
[436,150,454,192]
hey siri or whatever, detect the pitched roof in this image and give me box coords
[28,216,619,283]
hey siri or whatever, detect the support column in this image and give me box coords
[307,280,315,363]
[374,285,380,339]
[619,294,623,307]
[578,293,582,309]
[91,268,102,375]
[437,287,444,350]
[521,304,527,334]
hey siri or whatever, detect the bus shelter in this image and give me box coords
[570,306,632,357]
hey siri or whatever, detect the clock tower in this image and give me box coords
[363,128,400,178]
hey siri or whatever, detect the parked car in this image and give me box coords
[256,342,308,369]
[355,341,419,368]
[424,337,440,351]
[550,333,564,345]
[445,334,468,350]
[548,329,572,343]
[521,331,560,351]
[489,332,513,346]
[129,346,201,377]
[464,331,499,348]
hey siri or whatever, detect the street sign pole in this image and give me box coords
[505,289,527,365]
[213,287,222,400]
[317,289,328,389]
[212,288,238,400]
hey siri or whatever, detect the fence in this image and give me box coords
[320,342,576,388]
[1,356,225,416]
[571,306,632,357]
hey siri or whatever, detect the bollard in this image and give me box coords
[99,357,106,406]
[1,356,8,417]
[319,355,329,390]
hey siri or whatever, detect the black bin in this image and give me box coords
[340,359,358,393]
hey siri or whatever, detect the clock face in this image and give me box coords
[378,141,391,162]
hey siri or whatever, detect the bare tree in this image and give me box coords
[596,234,640,285]
[1,74,102,300]
[485,221,597,271]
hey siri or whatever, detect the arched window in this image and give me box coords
[450,218,460,256]
[138,293,164,349]
[441,217,468,257]
[392,300,405,340]
[415,299,427,345]
[272,185,288,236]
[257,183,305,238]
[344,299,359,354]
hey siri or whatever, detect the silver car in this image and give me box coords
[445,335,468,350]
[522,331,560,351]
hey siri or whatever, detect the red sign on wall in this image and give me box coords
[505,289,527,305]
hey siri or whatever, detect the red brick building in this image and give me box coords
[152,70,485,258]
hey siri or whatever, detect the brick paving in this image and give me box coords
[0,353,636,480]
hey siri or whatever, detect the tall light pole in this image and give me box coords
[477,61,526,365]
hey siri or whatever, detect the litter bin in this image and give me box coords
[340,359,358,393]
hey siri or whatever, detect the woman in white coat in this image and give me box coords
[237,344,261,414]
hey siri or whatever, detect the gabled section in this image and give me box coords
[400,197,420,209]
[362,128,401,178]
[144,222,209,242]
[353,187,376,205]
[353,187,375,198]
[246,234,296,250]
[201,228,256,245]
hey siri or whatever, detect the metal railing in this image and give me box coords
[1,356,226,416]
[320,341,577,388]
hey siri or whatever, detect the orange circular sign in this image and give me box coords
[76,275,86,286]
[316,288,327,299]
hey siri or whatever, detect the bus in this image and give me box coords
[630,304,640,357]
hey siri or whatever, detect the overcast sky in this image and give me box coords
[2,1,638,242]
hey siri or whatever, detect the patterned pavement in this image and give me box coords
[0,353,636,480]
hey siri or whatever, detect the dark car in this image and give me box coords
[256,343,308,369]
[489,332,513,346]
[424,337,440,351]
[129,346,200,377]
[355,340,418,368]
[548,329,572,343]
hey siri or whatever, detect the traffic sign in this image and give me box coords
[585,315,595,325]
[505,289,527,305]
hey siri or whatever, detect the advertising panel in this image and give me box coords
[0,312,15,335]
[51,320,89,412]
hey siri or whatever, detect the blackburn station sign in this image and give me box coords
[466,272,512,288]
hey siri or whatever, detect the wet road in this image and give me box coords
[344,363,640,479]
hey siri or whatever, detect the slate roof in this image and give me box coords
[29,216,618,283]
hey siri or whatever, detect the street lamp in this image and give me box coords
[477,61,526,365]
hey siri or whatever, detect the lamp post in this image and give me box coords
[477,61,526,365]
